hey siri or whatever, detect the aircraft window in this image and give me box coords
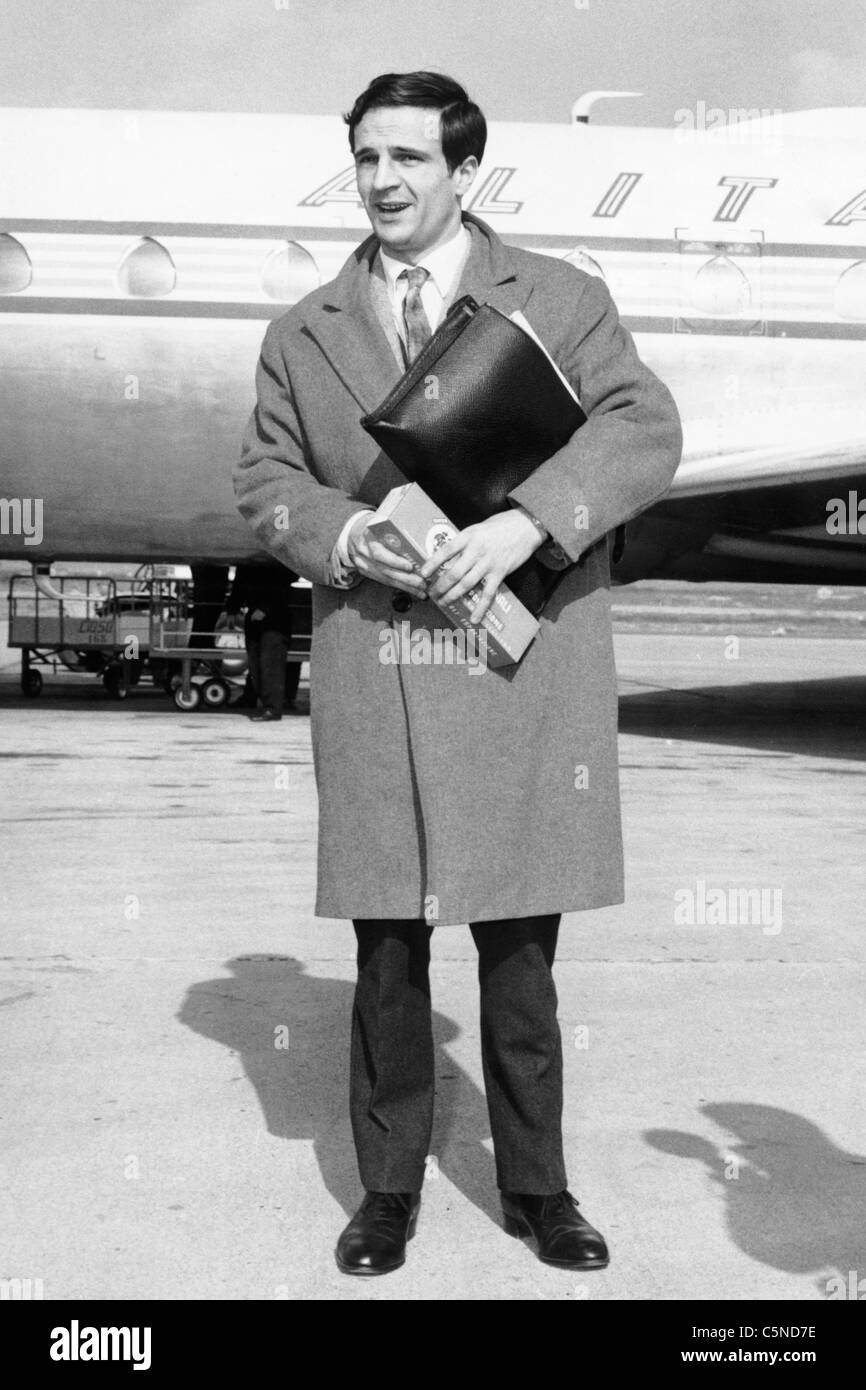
[261,241,319,301]
[690,255,751,316]
[117,237,177,297]
[835,261,866,321]
[0,233,33,293]
[564,247,605,280]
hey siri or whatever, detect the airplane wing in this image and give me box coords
[616,438,866,585]
[669,438,866,499]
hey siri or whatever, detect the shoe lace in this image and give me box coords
[535,1190,587,1239]
[539,1189,579,1219]
[361,1191,414,1233]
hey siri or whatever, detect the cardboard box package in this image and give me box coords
[365,483,540,668]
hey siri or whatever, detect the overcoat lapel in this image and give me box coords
[302,213,537,414]
[451,214,537,323]
[303,237,403,414]
[367,254,407,368]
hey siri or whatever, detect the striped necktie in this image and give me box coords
[398,265,433,364]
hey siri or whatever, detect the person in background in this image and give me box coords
[189,564,230,649]
[223,564,300,720]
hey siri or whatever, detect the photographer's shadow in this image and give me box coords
[177,955,500,1221]
[646,1103,866,1293]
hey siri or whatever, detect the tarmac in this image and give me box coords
[1,603,865,1301]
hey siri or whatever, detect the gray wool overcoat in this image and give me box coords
[233,213,682,925]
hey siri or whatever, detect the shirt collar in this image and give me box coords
[379,221,470,298]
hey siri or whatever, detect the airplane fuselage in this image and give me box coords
[1,108,865,579]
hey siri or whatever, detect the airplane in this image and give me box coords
[1,96,866,590]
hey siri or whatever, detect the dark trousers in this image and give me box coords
[243,614,297,711]
[350,915,566,1195]
[189,564,229,650]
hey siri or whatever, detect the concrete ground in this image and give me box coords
[1,616,864,1301]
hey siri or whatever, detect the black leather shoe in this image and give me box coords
[335,1191,420,1276]
[501,1189,609,1269]
[249,708,282,721]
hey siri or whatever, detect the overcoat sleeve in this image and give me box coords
[507,274,683,561]
[233,320,371,586]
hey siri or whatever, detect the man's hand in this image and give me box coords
[346,511,429,598]
[419,509,547,623]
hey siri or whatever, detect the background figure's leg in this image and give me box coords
[189,564,229,650]
[351,919,435,1193]
[280,613,298,705]
[243,614,262,706]
[469,915,567,1195]
[284,659,301,706]
[238,673,257,708]
[259,625,289,712]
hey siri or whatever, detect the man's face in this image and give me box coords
[352,105,478,263]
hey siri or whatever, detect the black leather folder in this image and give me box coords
[361,294,587,616]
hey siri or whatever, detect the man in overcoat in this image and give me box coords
[234,70,682,1276]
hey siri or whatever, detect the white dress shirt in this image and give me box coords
[380,221,471,343]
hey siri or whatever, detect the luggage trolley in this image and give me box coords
[7,572,153,698]
[148,577,243,712]
[148,574,312,713]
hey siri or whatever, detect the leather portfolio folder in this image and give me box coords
[360,295,587,616]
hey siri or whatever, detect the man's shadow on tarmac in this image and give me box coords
[645,1103,866,1295]
[619,676,866,763]
[177,955,501,1222]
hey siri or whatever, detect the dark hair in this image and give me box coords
[344,71,486,171]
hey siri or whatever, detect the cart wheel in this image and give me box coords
[102,667,128,700]
[202,679,230,709]
[173,684,201,712]
[22,669,43,698]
